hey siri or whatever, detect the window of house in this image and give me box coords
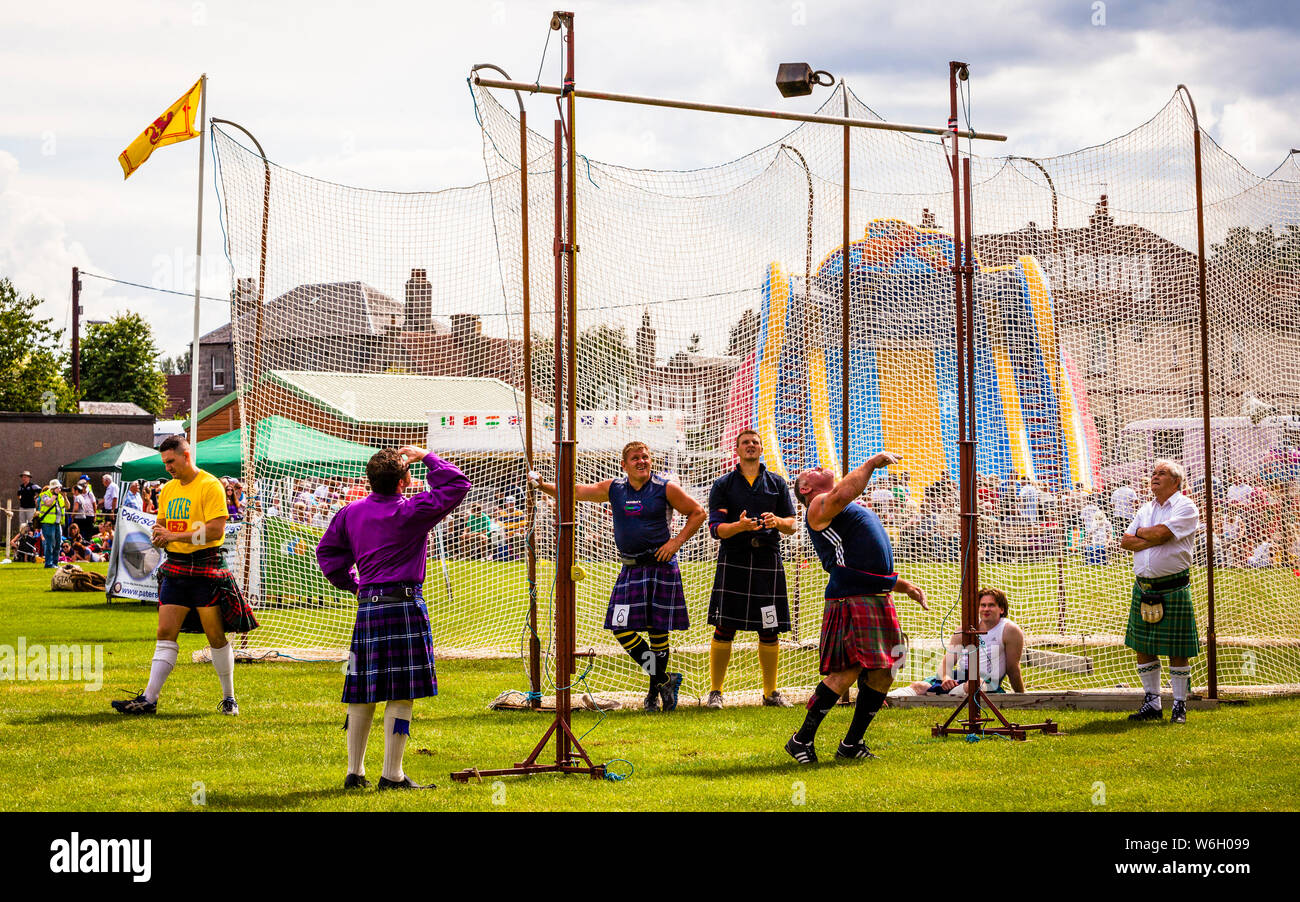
[212,353,226,391]
[1089,331,1111,375]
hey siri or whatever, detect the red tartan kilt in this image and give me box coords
[818,594,905,675]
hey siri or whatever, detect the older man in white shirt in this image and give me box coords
[1119,459,1200,724]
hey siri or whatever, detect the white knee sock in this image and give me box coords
[1137,660,1162,707]
[346,703,376,776]
[382,700,414,782]
[210,641,235,699]
[144,640,179,703]
[1169,665,1191,703]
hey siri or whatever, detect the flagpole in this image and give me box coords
[189,73,207,459]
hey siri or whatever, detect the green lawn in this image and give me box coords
[1,561,1298,812]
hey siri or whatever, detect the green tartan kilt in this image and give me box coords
[1124,580,1200,658]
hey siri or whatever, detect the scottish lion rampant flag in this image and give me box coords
[118,78,202,178]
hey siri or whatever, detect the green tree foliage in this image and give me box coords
[531,323,633,409]
[79,312,168,415]
[1211,224,1300,272]
[158,349,191,374]
[0,278,77,413]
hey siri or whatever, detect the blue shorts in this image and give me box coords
[158,574,220,608]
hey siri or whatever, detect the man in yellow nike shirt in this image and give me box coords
[112,435,257,716]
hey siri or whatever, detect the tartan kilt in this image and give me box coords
[605,562,690,632]
[1125,580,1200,658]
[161,547,260,635]
[343,591,438,703]
[707,543,790,632]
[819,594,905,675]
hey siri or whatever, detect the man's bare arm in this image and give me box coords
[1003,622,1026,693]
[810,452,899,527]
[530,472,612,504]
[657,482,707,561]
[1134,524,1174,545]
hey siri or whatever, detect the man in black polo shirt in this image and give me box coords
[16,471,39,530]
[705,429,797,707]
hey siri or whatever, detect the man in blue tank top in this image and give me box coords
[532,441,705,712]
[786,452,928,763]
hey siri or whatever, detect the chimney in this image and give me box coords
[1089,194,1113,230]
[920,208,936,229]
[404,268,433,331]
[451,313,483,376]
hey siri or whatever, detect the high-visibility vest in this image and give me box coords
[36,491,67,525]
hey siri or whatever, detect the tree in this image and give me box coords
[530,323,634,409]
[78,312,168,416]
[1211,224,1300,272]
[158,349,191,374]
[0,278,77,413]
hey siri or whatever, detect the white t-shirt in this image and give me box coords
[1126,491,1199,577]
[870,488,893,507]
[102,481,119,511]
[1246,542,1272,568]
[1226,483,1253,504]
[1111,485,1138,518]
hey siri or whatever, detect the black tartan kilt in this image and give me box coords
[708,543,791,632]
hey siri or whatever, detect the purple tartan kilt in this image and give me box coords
[818,594,905,675]
[604,561,690,632]
[342,591,438,704]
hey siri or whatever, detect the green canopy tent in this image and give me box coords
[59,441,160,484]
[119,416,385,483]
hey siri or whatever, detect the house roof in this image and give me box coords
[78,401,152,417]
[230,281,415,342]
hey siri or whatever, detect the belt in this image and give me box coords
[358,582,421,601]
[1136,569,1190,592]
[619,552,666,567]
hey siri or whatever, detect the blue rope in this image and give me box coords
[603,758,634,781]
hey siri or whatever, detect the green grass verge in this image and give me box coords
[2,561,1299,811]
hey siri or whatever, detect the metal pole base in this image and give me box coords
[450,711,607,783]
[931,685,1060,741]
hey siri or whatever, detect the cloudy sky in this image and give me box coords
[1,0,1296,360]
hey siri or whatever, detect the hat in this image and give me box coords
[48,479,62,489]
[21,470,31,477]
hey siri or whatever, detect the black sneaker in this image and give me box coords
[218,697,239,716]
[836,739,879,760]
[658,672,683,712]
[1128,695,1164,721]
[785,733,817,764]
[643,686,661,712]
[706,690,724,709]
[111,693,156,715]
[343,773,371,790]
[763,690,793,708]
[377,775,434,791]
[1170,701,1187,724]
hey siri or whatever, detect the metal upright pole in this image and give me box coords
[1177,84,1217,699]
[841,81,851,479]
[189,74,207,453]
[71,267,81,396]
[470,64,542,708]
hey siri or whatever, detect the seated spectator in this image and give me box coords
[460,502,492,558]
[10,523,42,562]
[90,522,114,558]
[892,587,1026,697]
[495,495,526,560]
[1082,506,1112,565]
[1245,535,1275,568]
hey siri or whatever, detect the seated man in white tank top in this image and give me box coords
[895,587,1026,696]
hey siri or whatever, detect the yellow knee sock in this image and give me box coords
[709,638,732,693]
[758,641,779,698]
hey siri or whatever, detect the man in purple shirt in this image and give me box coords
[316,445,471,791]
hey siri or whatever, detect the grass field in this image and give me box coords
[2,561,1299,812]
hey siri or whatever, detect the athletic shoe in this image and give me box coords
[1170,701,1187,724]
[218,697,239,716]
[110,693,156,715]
[343,773,371,790]
[706,690,724,709]
[835,740,879,760]
[763,690,793,708]
[1128,696,1164,721]
[377,775,434,791]
[643,687,661,713]
[785,733,817,764]
[659,672,683,712]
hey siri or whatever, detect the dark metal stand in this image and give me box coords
[453,11,605,782]
[932,62,1057,741]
